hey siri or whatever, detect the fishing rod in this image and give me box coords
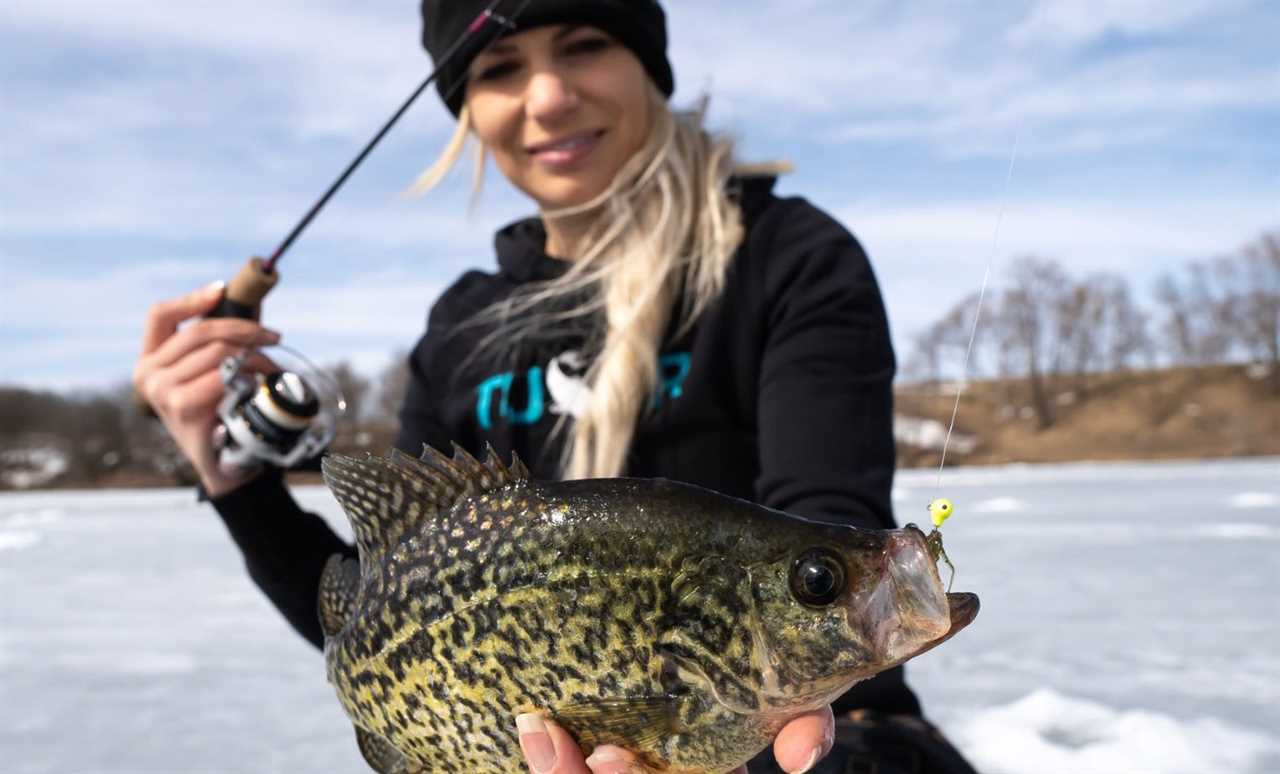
[147,0,533,477]
[211,0,528,317]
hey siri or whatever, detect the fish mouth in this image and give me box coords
[888,592,979,667]
[870,593,977,675]
[847,592,980,685]
[947,592,980,633]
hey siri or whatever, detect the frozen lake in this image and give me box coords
[2,458,1278,773]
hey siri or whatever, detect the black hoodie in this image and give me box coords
[211,175,920,716]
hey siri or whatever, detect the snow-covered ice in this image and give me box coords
[2,457,1278,773]
[0,530,42,552]
[952,688,1280,774]
[971,496,1026,513]
[1230,491,1280,509]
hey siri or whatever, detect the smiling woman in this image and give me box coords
[411,9,747,482]
[465,24,655,211]
[130,1,980,773]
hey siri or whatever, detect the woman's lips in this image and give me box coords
[527,129,605,168]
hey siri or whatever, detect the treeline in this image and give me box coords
[905,229,1279,428]
[0,355,412,490]
[3,230,1276,488]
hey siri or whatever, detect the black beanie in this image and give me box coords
[420,0,675,116]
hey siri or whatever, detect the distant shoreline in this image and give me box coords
[3,363,1277,491]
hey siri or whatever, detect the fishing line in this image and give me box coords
[933,127,1021,495]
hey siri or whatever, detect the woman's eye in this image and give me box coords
[563,37,610,55]
[475,61,519,81]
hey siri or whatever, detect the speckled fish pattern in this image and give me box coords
[318,445,975,773]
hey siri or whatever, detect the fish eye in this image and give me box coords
[789,548,846,607]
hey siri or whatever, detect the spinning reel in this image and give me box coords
[212,344,345,476]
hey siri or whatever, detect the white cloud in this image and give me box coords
[846,198,1279,268]
[3,0,1276,390]
[668,2,964,115]
[1007,0,1229,47]
[4,0,456,159]
[826,63,1278,157]
[665,1,1278,160]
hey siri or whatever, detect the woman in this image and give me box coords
[133,2,976,772]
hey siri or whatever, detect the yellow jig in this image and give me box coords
[924,498,956,592]
[927,497,953,528]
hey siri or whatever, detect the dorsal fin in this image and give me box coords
[321,443,528,566]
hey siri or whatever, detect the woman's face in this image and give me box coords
[465,24,654,210]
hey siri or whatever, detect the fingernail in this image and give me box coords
[516,714,556,773]
[788,746,821,774]
[261,328,281,342]
[585,748,632,773]
[205,280,226,294]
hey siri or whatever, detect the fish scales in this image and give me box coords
[319,445,978,773]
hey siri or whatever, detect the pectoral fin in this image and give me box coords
[318,553,360,639]
[354,726,412,774]
[553,696,684,754]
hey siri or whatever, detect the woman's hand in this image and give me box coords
[132,281,281,497]
[515,706,834,774]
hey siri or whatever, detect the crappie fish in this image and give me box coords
[318,445,978,773]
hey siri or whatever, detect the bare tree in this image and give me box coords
[1154,261,1232,373]
[995,256,1071,428]
[1095,275,1153,372]
[905,292,985,383]
[1054,278,1103,395]
[0,386,134,485]
[374,350,412,427]
[1058,274,1152,394]
[1216,230,1280,393]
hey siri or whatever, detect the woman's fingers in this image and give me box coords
[140,281,227,354]
[146,317,279,372]
[164,368,228,424]
[772,706,835,774]
[161,340,244,387]
[516,714,591,774]
[514,709,810,774]
[242,351,281,376]
[584,745,639,774]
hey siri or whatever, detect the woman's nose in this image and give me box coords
[525,69,579,122]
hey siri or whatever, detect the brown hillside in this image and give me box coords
[894,364,1280,468]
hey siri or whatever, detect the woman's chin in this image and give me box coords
[529,176,613,213]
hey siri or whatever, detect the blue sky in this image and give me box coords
[2,0,1277,390]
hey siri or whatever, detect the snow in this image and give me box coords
[893,415,978,453]
[953,688,1280,774]
[0,447,68,488]
[971,496,1026,513]
[1230,492,1280,509]
[2,457,1279,773]
[0,530,41,552]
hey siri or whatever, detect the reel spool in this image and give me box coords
[213,345,345,475]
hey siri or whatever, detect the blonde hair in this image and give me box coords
[413,88,786,479]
